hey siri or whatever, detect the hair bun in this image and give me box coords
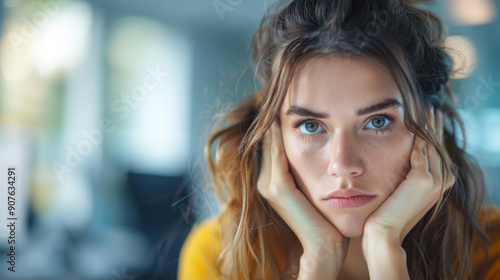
[418,48,453,97]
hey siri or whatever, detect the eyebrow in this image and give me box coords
[285,98,403,118]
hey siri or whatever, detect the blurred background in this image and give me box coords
[0,0,498,279]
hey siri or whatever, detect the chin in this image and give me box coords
[327,214,367,238]
[338,227,364,238]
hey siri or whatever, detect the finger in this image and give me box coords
[424,105,431,132]
[436,108,443,144]
[416,131,428,157]
[271,119,289,174]
[446,173,456,190]
[427,107,440,176]
[409,135,429,172]
[260,126,272,173]
[435,109,453,190]
[257,122,274,194]
[427,142,441,184]
[428,105,435,134]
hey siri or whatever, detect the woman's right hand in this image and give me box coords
[257,119,349,279]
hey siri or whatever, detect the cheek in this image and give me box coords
[283,134,312,171]
[281,132,325,187]
[368,134,413,191]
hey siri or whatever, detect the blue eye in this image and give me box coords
[298,120,325,135]
[291,114,397,138]
[365,115,393,130]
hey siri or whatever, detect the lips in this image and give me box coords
[323,189,376,199]
[322,189,377,209]
[322,196,376,208]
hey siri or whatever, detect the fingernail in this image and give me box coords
[271,119,277,129]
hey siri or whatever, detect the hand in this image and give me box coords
[363,106,456,245]
[257,119,349,278]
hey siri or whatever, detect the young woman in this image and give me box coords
[178,0,500,279]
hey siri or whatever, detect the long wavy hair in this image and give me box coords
[203,0,494,279]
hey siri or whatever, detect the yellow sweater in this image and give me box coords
[178,206,500,279]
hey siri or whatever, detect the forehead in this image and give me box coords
[283,55,402,115]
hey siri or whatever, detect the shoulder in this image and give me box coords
[182,216,222,252]
[472,205,500,279]
[478,205,500,230]
[477,205,500,246]
[178,216,224,280]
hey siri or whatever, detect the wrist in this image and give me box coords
[362,231,409,280]
[299,252,341,280]
[302,241,347,269]
[362,224,403,259]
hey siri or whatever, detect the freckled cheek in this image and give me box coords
[281,134,325,182]
[396,137,414,181]
[283,136,314,165]
[367,138,413,190]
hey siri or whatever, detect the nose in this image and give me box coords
[327,131,365,178]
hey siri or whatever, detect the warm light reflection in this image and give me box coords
[107,17,192,176]
[450,0,496,26]
[29,1,92,77]
[444,35,477,79]
[0,30,32,82]
[482,109,500,153]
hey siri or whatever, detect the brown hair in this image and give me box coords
[204,0,494,278]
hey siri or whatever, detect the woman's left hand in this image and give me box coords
[362,106,456,246]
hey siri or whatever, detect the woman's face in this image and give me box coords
[279,55,414,238]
